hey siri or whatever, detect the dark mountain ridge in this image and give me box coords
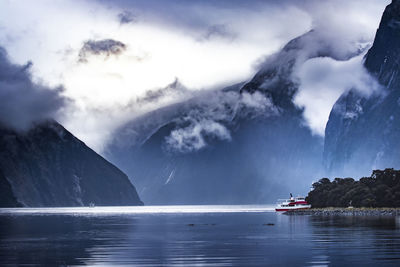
[324,0,400,178]
[0,121,143,207]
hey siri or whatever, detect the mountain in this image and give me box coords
[324,0,400,178]
[0,169,21,207]
[0,121,143,207]
[105,30,362,205]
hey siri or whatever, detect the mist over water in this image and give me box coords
[0,205,275,215]
[1,206,400,266]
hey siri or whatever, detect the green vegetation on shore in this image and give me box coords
[306,168,400,208]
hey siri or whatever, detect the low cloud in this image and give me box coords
[0,47,68,130]
[166,119,231,153]
[0,0,389,151]
[136,78,188,105]
[78,39,126,63]
[293,54,382,135]
[198,24,237,42]
[65,78,197,152]
[286,0,389,135]
[246,6,385,137]
[164,90,278,153]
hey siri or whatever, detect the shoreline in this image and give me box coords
[284,208,400,216]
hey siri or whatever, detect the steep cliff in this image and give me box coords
[0,121,143,207]
[324,0,400,178]
[0,169,21,207]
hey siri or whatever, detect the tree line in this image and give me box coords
[306,168,400,208]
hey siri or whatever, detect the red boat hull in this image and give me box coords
[275,207,310,212]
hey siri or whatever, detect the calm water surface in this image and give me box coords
[0,205,400,266]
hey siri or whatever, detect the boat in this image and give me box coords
[275,193,311,211]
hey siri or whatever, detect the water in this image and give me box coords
[0,205,400,266]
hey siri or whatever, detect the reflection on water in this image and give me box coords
[308,216,400,266]
[0,206,399,266]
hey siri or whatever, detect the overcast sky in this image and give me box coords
[0,0,390,151]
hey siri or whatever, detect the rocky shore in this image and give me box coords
[284,208,400,216]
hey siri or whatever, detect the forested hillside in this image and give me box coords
[306,168,400,208]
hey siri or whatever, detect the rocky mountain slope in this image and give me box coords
[0,121,143,207]
[105,30,360,204]
[324,0,400,178]
[106,2,400,204]
[0,169,21,207]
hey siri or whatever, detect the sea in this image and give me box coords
[0,205,400,266]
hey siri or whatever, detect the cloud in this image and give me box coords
[0,0,312,152]
[64,78,197,152]
[0,0,390,151]
[164,89,277,153]
[118,10,137,24]
[0,47,68,130]
[166,119,231,153]
[78,39,126,63]
[135,78,188,105]
[241,91,275,111]
[242,0,389,137]
[293,54,382,136]
[198,24,237,42]
[164,90,237,153]
[286,0,389,135]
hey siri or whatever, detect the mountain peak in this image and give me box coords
[0,121,143,207]
[324,0,400,178]
[364,0,400,88]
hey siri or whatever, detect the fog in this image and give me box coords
[0,47,68,130]
[0,0,389,151]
